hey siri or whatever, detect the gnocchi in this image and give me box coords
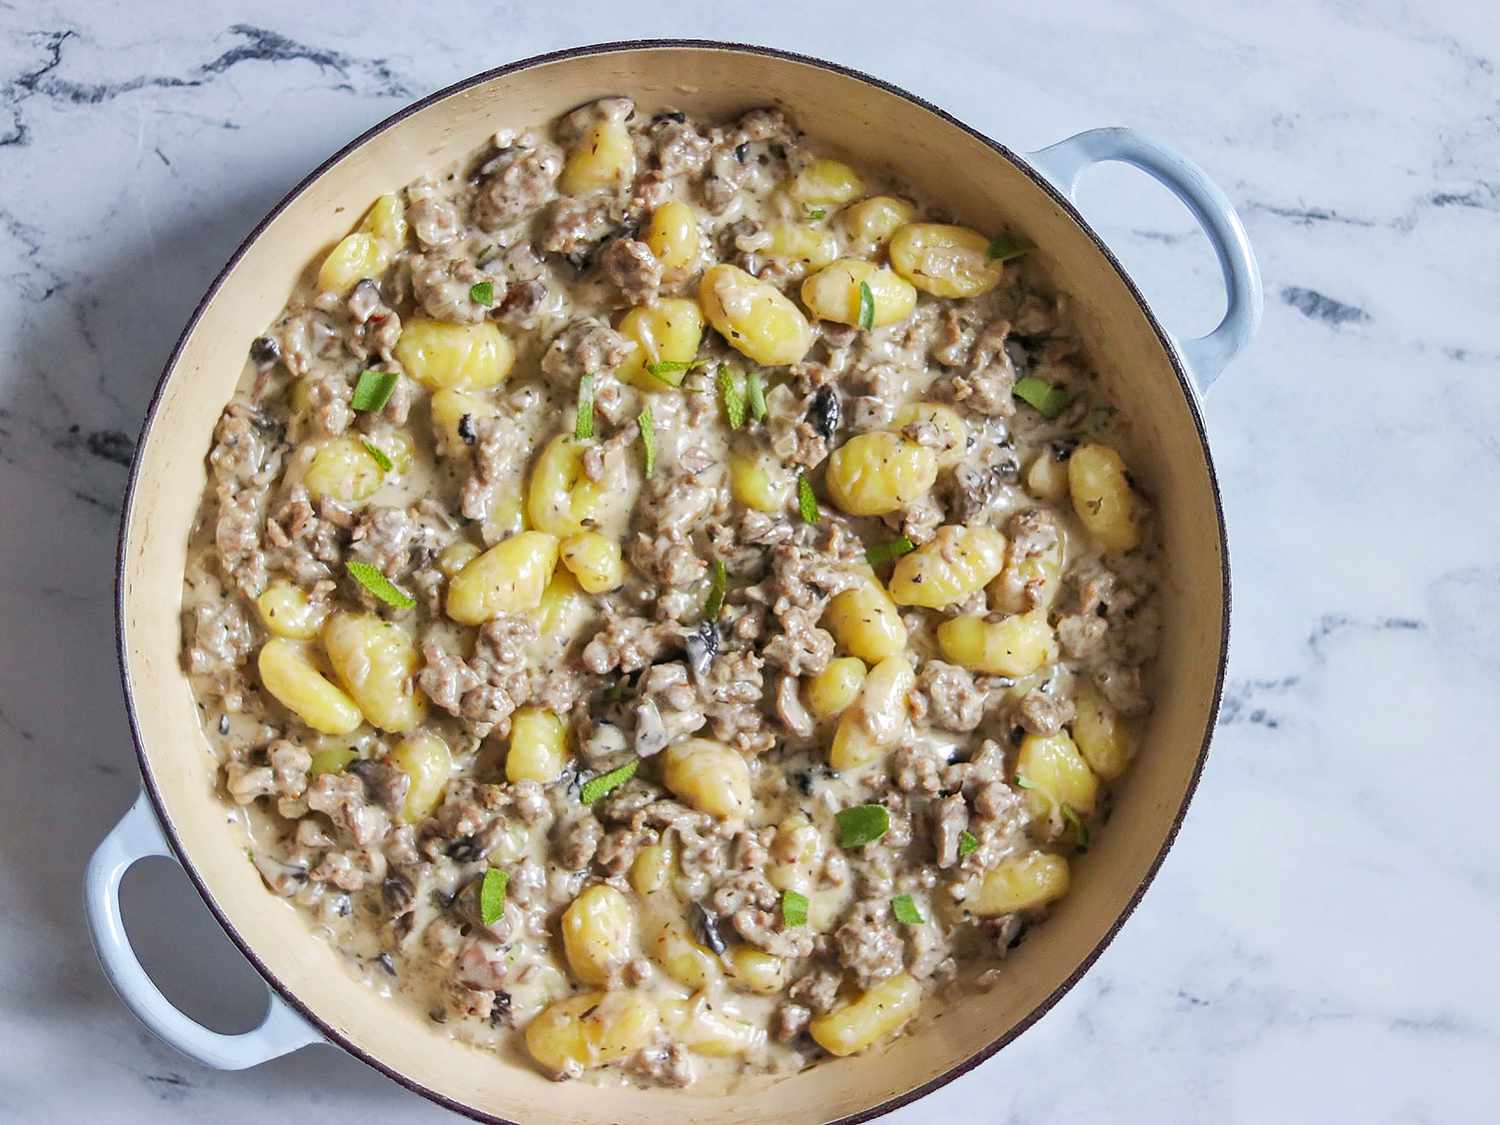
[257,639,363,735]
[321,612,426,733]
[527,434,602,538]
[829,654,915,770]
[889,524,1008,608]
[645,199,702,272]
[662,738,752,819]
[1069,443,1145,552]
[393,319,515,390]
[505,706,570,783]
[936,610,1058,676]
[615,298,705,391]
[825,431,939,516]
[888,222,1004,298]
[699,263,813,367]
[561,884,636,986]
[446,530,561,624]
[800,259,917,328]
[809,972,921,1057]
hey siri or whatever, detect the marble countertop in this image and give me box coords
[2,1,1496,1121]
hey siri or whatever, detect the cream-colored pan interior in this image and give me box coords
[118,45,1226,1124]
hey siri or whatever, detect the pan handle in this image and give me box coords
[1026,127,1263,393]
[84,792,324,1069]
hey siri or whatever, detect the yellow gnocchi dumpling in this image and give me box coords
[729,447,793,513]
[525,990,659,1074]
[988,526,1066,615]
[429,387,501,457]
[446,530,561,624]
[560,532,624,593]
[257,639,363,735]
[891,402,968,469]
[645,200,701,272]
[302,436,386,504]
[561,884,636,985]
[255,581,330,640]
[506,706,570,784]
[888,524,1007,608]
[389,732,453,821]
[803,656,867,721]
[825,431,938,516]
[321,612,426,733]
[527,569,595,651]
[823,574,907,663]
[1068,443,1144,552]
[971,853,1070,916]
[699,264,813,367]
[615,298,705,391]
[527,434,603,537]
[809,972,921,1057]
[662,738,752,819]
[801,259,917,328]
[936,611,1058,676]
[661,998,763,1058]
[829,654,915,770]
[838,195,915,254]
[559,116,636,195]
[789,158,865,205]
[762,221,839,273]
[629,836,677,897]
[647,917,722,990]
[729,946,787,995]
[314,194,407,294]
[1071,680,1135,780]
[888,222,1004,298]
[1016,730,1099,819]
[316,233,391,296]
[393,319,515,390]
[767,813,825,894]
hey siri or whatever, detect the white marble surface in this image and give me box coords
[1,1,1496,1121]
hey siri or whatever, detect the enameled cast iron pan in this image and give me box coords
[86,41,1261,1125]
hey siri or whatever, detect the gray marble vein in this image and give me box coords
[1,1,1497,1122]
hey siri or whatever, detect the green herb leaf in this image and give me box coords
[479,868,508,925]
[891,894,925,925]
[581,759,638,804]
[350,370,399,413]
[986,235,1032,262]
[360,438,393,473]
[836,804,890,848]
[645,357,707,381]
[957,830,980,858]
[865,536,915,566]
[638,405,656,478]
[746,371,768,423]
[574,375,596,440]
[469,280,495,307]
[1013,376,1070,419]
[796,472,819,524]
[781,889,809,927]
[807,207,827,220]
[1014,773,1041,791]
[857,280,875,330]
[1061,804,1091,850]
[717,364,746,429]
[345,560,415,609]
[602,679,628,704]
[704,558,728,621]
